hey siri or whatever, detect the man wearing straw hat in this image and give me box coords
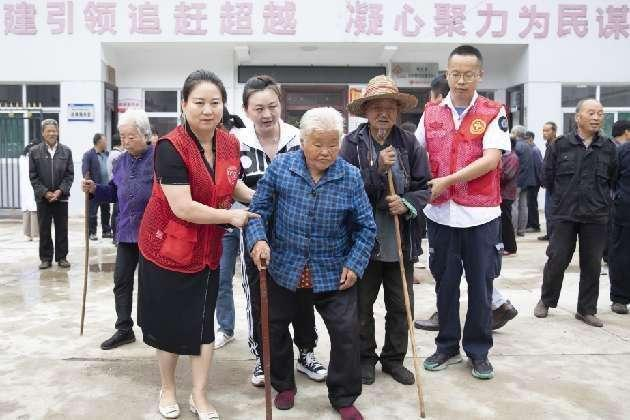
[340,75,431,386]
[416,45,510,380]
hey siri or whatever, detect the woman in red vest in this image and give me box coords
[138,70,257,420]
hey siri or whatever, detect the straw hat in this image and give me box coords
[347,75,418,117]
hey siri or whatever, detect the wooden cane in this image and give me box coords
[259,258,272,420]
[80,174,90,335]
[388,170,426,418]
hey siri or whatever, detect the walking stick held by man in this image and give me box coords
[384,142,426,418]
[259,257,272,420]
[80,172,90,335]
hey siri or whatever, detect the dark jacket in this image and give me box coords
[614,142,630,226]
[29,141,74,202]
[340,123,431,262]
[514,138,533,189]
[82,148,109,184]
[543,131,618,224]
[529,144,543,187]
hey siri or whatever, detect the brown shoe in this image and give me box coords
[414,312,439,331]
[534,300,548,318]
[611,302,629,314]
[575,313,603,327]
[492,301,518,330]
[39,260,52,269]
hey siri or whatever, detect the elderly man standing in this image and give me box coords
[29,119,74,269]
[538,121,558,241]
[82,133,112,241]
[416,45,511,380]
[534,99,618,327]
[511,125,533,237]
[339,75,430,386]
[246,107,376,420]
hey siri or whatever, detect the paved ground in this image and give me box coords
[0,217,629,420]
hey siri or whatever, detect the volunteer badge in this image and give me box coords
[470,119,487,135]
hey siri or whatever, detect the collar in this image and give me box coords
[237,120,299,153]
[573,131,603,148]
[46,142,58,152]
[185,121,216,153]
[289,150,344,187]
[440,91,479,117]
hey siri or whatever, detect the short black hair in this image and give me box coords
[111,133,121,147]
[525,131,535,140]
[612,119,630,138]
[449,45,483,66]
[430,74,450,98]
[93,133,104,145]
[182,69,227,103]
[544,121,557,132]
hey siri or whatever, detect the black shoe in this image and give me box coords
[361,363,375,385]
[423,351,462,371]
[100,330,136,350]
[89,234,98,241]
[102,231,113,238]
[492,301,518,330]
[471,358,494,379]
[382,363,415,385]
[39,260,52,269]
[537,235,549,241]
[525,227,541,233]
[516,232,525,237]
[57,258,71,268]
[414,311,439,331]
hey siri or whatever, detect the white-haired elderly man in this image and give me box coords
[82,109,154,350]
[510,124,533,236]
[246,107,376,420]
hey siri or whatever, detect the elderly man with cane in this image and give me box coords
[246,107,376,420]
[340,75,431,388]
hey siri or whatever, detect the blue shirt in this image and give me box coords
[245,150,376,293]
[92,147,154,243]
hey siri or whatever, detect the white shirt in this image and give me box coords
[46,142,57,158]
[415,91,511,228]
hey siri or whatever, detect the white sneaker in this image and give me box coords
[297,350,328,382]
[251,358,265,387]
[213,331,234,349]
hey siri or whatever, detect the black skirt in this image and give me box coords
[138,255,219,355]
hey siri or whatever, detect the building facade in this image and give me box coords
[1,0,629,214]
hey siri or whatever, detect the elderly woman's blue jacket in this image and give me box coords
[245,150,376,293]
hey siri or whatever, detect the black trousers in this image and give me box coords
[541,221,607,315]
[500,199,517,253]
[428,219,500,360]
[37,200,68,262]
[527,186,540,229]
[268,278,361,409]
[89,200,111,236]
[113,242,140,332]
[609,223,630,305]
[359,260,413,367]
[244,253,317,357]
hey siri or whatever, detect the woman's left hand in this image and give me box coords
[339,267,358,290]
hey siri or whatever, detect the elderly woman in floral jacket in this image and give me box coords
[246,107,376,420]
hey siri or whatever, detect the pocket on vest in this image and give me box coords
[159,220,198,265]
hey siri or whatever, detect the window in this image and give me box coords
[561,85,596,108]
[149,117,178,138]
[282,85,348,130]
[0,85,22,106]
[145,91,177,112]
[26,84,60,107]
[600,86,630,107]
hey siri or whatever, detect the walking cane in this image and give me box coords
[388,170,427,418]
[80,173,90,335]
[259,258,272,420]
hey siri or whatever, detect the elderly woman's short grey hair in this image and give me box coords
[117,109,152,141]
[510,124,527,139]
[300,107,344,142]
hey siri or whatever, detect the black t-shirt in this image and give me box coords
[154,126,215,185]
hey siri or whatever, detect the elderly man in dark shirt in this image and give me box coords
[534,99,618,327]
[511,125,533,237]
[82,109,154,349]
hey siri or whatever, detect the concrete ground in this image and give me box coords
[0,217,629,420]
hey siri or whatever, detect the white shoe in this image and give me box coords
[251,358,265,387]
[189,394,220,420]
[297,350,328,382]
[158,389,180,419]
[214,331,234,349]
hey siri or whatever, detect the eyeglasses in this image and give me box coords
[446,71,479,83]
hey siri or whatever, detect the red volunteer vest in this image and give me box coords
[139,125,241,273]
[424,95,502,207]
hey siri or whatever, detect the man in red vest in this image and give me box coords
[416,45,511,380]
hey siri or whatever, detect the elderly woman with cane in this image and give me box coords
[138,69,256,420]
[81,109,154,350]
[246,107,376,420]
